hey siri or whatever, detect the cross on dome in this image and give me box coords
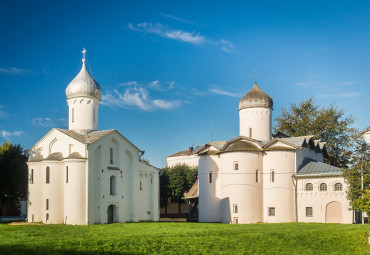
[251,70,260,83]
[82,48,86,63]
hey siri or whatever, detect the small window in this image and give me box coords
[93,108,96,122]
[46,213,49,222]
[46,199,49,210]
[233,217,239,224]
[233,204,238,214]
[72,108,75,123]
[110,176,116,195]
[335,183,342,191]
[209,172,213,183]
[234,162,239,171]
[268,207,275,216]
[140,181,143,190]
[66,166,68,183]
[256,169,259,183]
[249,128,252,137]
[270,170,275,182]
[306,183,313,191]
[306,207,313,217]
[110,148,114,164]
[46,167,50,183]
[319,183,327,191]
[29,169,34,184]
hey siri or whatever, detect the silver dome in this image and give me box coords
[65,61,101,100]
[239,82,273,110]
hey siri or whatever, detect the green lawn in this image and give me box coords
[0,222,369,254]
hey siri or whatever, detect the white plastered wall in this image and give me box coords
[239,107,272,141]
[297,176,353,224]
[166,154,200,167]
[68,97,99,134]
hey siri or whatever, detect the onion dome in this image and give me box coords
[238,82,273,110]
[65,49,101,100]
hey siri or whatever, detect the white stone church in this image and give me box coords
[168,82,353,224]
[27,50,159,225]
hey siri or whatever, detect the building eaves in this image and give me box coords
[296,161,342,176]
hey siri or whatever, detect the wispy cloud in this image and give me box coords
[101,81,182,111]
[118,81,138,86]
[319,92,362,98]
[127,22,205,44]
[32,117,67,127]
[160,13,196,25]
[0,106,9,119]
[1,130,24,140]
[340,81,356,86]
[127,22,234,53]
[0,67,30,75]
[209,86,242,97]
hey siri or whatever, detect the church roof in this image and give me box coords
[239,82,273,110]
[65,51,101,100]
[296,161,342,177]
[55,128,115,144]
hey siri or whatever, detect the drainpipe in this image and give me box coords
[292,174,298,222]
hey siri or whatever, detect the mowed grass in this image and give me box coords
[0,222,370,254]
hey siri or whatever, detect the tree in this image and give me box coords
[159,168,170,215]
[274,98,357,168]
[0,141,28,215]
[161,164,198,217]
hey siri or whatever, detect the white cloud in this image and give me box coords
[160,13,196,25]
[318,92,362,98]
[219,39,235,53]
[1,130,24,140]
[118,81,138,86]
[101,82,182,111]
[0,106,8,118]
[0,67,30,75]
[169,82,175,90]
[32,117,67,127]
[340,81,356,86]
[127,22,205,44]
[209,86,242,97]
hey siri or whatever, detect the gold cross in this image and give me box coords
[251,70,260,83]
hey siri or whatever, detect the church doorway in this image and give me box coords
[325,201,342,223]
[107,204,118,224]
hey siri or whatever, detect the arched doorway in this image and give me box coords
[325,201,342,223]
[107,205,118,224]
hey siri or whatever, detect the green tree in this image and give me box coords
[0,141,28,215]
[274,98,357,168]
[159,168,170,216]
[161,164,197,217]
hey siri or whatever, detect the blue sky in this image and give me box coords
[0,0,369,167]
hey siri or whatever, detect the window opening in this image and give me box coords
[335,183,342,191]
[306,183,313,191]
[270,170,275,182]
[46,167,50,183]
[233,204,238,214]
[110,148,113,164]
[306,207,313,217]
[110,176,116,195]
[249,128,252,137]
[46,199,49,210]
[234,162,239,171]
[268,207,275,216]
[72,108,75,123]
[66,166,69,183]
[256,169,259,183]
[209,172,213,183]
[319,183,327,191]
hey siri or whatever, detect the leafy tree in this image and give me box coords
[160,164,197,217]
[0,141,28,215]
[159,168,170,215]
[274,98,357,168]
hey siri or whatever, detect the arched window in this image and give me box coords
[110,148,113,164]
[319,183,327,191]
[110,176,116,195]
[335,183,342,191]
[46,167,50,183]
[72,108,75,122]
[306,183,313,191]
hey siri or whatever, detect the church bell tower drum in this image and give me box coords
[65,49,101,135]
[238,82,273,141]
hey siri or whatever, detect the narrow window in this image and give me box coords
[233,217,239,224]
[140,181,143,190]
[151,178,153,184]
[319,183,327,191]
[268,207,275,216]
[72,108,75,123]
[110,176,116,195]
[110,148,113,164]
[69,144,73,154]
[46,167,50,183]
[233,204,238,214]
[306,207,313,217]
[32,214,34,223]
[270,170,275,182]
[306,183,313,191]
[249,128,252,137]
[29,169,34,184]
[66,166,69,183]
[209,172,213,183]
[93,108,96,122]
[46,199,49,210]
[335,183,342,191]
[46,213,49,222]
[234,162,239,171]
[256,169,259,183]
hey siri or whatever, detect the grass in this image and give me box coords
[0,222,370,254]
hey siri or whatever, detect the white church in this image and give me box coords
[27,50,159,225]
[168,82,353,224]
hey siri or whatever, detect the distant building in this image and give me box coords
[168,82,353,224]
[27,50,159,225]
[363,128,370,145]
